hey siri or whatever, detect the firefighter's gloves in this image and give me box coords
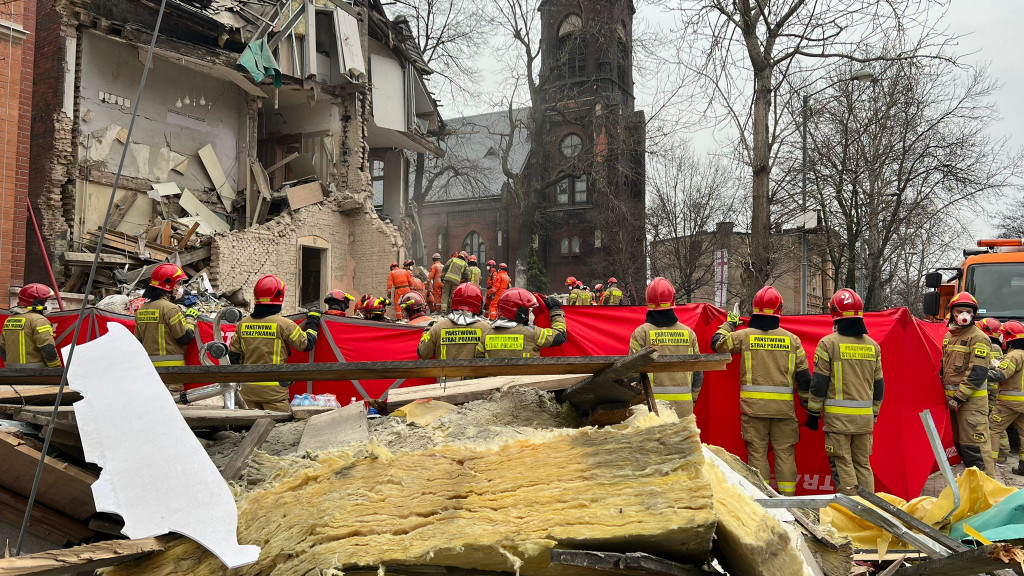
[726,311,743,328]
[305,310,322,328]
[279,381,294,388]
[804,414,819,431]
[546,296,562,311]
[184,308,201,320]
[947,396,964,412]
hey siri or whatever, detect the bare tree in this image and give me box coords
[661,0,960,306]
[647,141,740,302]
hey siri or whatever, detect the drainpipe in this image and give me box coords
[26,201,65,311]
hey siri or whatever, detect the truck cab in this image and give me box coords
[923,239,1024,322]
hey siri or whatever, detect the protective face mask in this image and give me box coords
[955,311,973,327]
[173,284,185,301]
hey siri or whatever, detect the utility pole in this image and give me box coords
[801,93,809,314]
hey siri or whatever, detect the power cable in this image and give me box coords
[14,0,169,554]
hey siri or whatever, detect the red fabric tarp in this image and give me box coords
[0,304,955,499]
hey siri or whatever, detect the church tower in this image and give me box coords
[533,0,646,301]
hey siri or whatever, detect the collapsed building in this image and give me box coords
[26,0,443,311]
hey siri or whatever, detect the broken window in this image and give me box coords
[300,245,326,310]
[554,174,587,206]
[574,175,588,204]
[372,159,385,206]
[556,177,569,205]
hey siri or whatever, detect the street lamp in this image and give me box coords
[800,68,875,314]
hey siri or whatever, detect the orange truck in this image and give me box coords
[923,238,1024,321]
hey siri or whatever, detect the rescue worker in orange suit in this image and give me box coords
[987,320,1024,475]
[387,261,414,318]
[805,288,884,495]
[601,278,624,305]
[323,289,355,317]
[362,296,393,322]
[467,255,483,288]
[631,277,703,418]
[354,294,373,318]
[477,288,567,358]
[399,292,433,326]
[979,317,1011,462]
[711,286,810,496]
[941,291,996,476]
[593,284,604,305]
[487,263,511,320]
[134,264,199,395]
[418,283,490,360]
[441,251,470,313]
[1,284,61,369]
[428,253,444,312]
[227,275,318,412]
[484,260,498,312]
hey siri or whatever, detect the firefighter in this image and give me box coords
[805,288,884,495]
[601,278,624,305]
[428,253,444,312]
[362,296,392,322]
[593,284,604,305]
[354,294,374,318]
[711,286,810,496]
[941,291,996,476]
[477,288,567,358]
[440,251,470,313]
[418,283,490,360]
[979,317,1011,462]
[484,259,498,311]
[134,263,199,395]
[399,292,433,326]
[579,285,593,305]
[323,290,355,317]
[487,263,511,320]
[1,284,61,369]
[467,255,483,288]
[387,260,415,318]
[987,320,1024,475]
[630,277,703,418]
[227,275,318,412]
[567,279,581,305]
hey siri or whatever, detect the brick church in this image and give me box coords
[418,0,646,301]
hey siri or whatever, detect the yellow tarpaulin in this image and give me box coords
[821,468,1018,551]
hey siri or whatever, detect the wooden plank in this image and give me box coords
[159,220,173,247]
[0,385,81,406]
[385,374,589,410]
[250,160,272,225]
[178,189,230,233]
[0,354,732,387]
[0,431,97,520]
[0,486,95,545]
[296,402,368,453]
[855,487,966,553]
[894,544,1024,576]
[286,181,325,210]
[559,347,656,413]
[550,549,713,576]
[0,535,177,576]
[123,246,212,284]
[14,406,292,432]
[107,190,138,231]
[176,221,201,249]
[61,251,142,268]
[266,151,299,173]
[220,418,276,481]
[198,144,236,212]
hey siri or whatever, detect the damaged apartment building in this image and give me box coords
[26,0,443,311]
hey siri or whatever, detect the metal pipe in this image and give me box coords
[920,409,961,522]
[26,201,65,311]
[176,382,236,405]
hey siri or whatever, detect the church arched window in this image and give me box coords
[558,14,586,81]
[616,24,629,86]
[463,231,486,262]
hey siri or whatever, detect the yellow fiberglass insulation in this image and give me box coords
[107,411,716,576]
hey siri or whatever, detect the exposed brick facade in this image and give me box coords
[418,198,511,269]
[0,0,37,298]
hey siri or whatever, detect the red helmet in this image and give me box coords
[829,288,864,319]
[459,251,469,260]
[364,296,389,317]
[497,288,538,321]
[432,253,442,260]
[403,259,414,268]
[390,262,399,270]
[254,274,287,305]
[18,284,54,308]
[948,291,978,312]
[1002,321,1024,343]
[607,277,618,284]
[752,286,783,317]
[399,291,426,312]
[487,259,496,267]
[452,283,484,313]
[149,263,187,292]
[324,289,354,305]
[499,263,508,271]
[978,317,1003,338]
[595,284,604,292]
[468,255,478,263]
[575,281,584,289]
[645,277,675,309]
[565,276,577,286]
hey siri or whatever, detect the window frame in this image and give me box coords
[462,230,486,263]
[560,133,583,158]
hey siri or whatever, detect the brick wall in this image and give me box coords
[418,197,510,270]
[0,0,37,298]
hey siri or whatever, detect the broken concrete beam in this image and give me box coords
[106,413,717,576]
[295,401,368,453]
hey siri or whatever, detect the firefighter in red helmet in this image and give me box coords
[941,291,996,476]
[227,275,319,412]
[134,263,198,394]
[593,284,604,305]
[418,283,490,361]
[978,317,1011,462]
[399,291,433,326]
[1,284,61,369]
[987,320,1024,475]
[362,296,392,322]
[387,259,415,318]
[440,252,470,313]
[806,288,884,495]
[466,255,483,288]
[630,277,703,417]
[601,278,624,305]
[487,263,511,320]
[710,285,810,496]
[323,289,355,317]
[476,288,567,358]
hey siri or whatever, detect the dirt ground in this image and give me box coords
[919,455,1024,498]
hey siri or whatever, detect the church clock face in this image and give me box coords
[560,133,582,157]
